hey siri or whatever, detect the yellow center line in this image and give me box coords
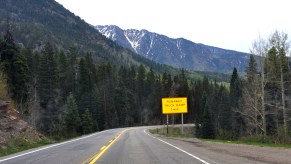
[100,146,106,151]
[87,129,128,164]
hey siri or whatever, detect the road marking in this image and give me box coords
[0,129,111,163]
[88,129,128,164]
[144,129,210,164]
[100,146,106,151]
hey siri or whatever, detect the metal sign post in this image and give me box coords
[181,113,184,135]
[167,114,169,134]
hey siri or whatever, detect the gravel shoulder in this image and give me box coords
[153,134,291,164]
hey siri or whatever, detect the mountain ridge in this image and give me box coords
[0,0,230,82]
[96,25,250,73]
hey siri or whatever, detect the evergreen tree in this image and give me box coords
[145,68,155,95]
[230,68,242,108]
[246,55,258,83]
[67,47,78,95]
[0,28,29,105]
[200,100,215,139]
[217,85,232,138]
[23,48,39,103]
[137,65,146,98]
[38,42,60,133]
[81,109,94,134]
[38,42,59,107]
[58,51,70,102]
[96,88,106,130]
[63,93,80,136]
[137,65,146,123]
[229,67,244,138]
[77,58,92,99]
[77,57,98,131]
[177,69,189,97]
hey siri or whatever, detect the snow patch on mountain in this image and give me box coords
[95,25,250,73]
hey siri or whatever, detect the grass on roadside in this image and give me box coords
[149,126,195,138]
[149,126,291,149]
[0,139,53,157]
[201,138,291,148]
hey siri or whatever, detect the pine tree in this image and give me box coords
[38,42,59,107]
[38,42,60,133]
[81,109,94,134]
[137,65,146,123]
[200,100,215,139]
[0,28,29,105]
[218,85,231,134]
[77,58,92,99]
[145,68,155,95]
[137,65,145,96]
[96,88,106,130]
[229,67,244,138]
[230,68,242,108]
[67,47,78,95]
[246,55,258,83]
[58,51,70,102]
[63,93,80,137]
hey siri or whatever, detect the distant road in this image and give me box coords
[0,126,288,164]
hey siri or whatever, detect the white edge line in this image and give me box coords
[144,129,210,164]
[0,129,111,163]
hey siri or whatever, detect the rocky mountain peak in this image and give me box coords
[96,25,250,73]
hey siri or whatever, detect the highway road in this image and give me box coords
[0,126,283,164]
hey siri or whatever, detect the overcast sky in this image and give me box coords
[55,0,291,53]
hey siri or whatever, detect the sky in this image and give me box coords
[55,0,291,53]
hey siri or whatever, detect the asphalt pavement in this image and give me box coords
[0,126,269,164]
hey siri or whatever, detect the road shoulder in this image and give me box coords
[150,132,291,164]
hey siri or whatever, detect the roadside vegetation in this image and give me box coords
[0,71,8,100]
[149,126,291,148]
[201,138,291,149]
[0,138,52,157]
[149,126,195,138]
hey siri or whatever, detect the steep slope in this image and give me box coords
[96,25,250,73]
[0,0,229,82]
[0,0,124,64]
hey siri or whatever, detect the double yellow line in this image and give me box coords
[82,129,128,164]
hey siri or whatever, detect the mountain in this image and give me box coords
[0,0,229,82]
[0,0,125,63]
[96,25,250,73]
[0,1,174,73]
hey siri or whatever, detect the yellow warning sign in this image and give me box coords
[162,97,188,114]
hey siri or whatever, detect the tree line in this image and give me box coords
[235,31,291,143]
[197,31,291,144]
[1,28,290,143]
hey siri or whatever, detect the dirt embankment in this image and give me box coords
[0,100,44,149]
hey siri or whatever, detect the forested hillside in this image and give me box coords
[0,0,229,82]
